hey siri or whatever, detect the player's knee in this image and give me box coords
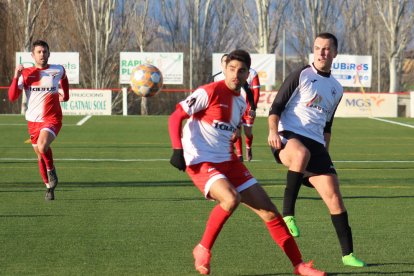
[326,194,345,213]
[37,143,49,154]
[221,193,241,212]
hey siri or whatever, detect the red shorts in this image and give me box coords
[186,159,257,199]
[28,121,62,145]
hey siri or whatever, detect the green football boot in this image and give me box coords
[342,253,366,267]
[283,216,300,237]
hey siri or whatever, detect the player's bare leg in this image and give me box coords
[310,175,366,267]
[193,179,240,274]
[241,184,326,275]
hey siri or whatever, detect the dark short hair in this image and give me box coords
[226,49,251,69]
[316,33,338,50]
[221,54,228,62]
[32,40,50,52]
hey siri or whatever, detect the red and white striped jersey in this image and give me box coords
[178,80,246,165]
[12,65,68,123]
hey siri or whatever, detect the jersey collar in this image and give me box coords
[311,63,331,78]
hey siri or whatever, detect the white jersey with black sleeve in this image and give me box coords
[268,64,343,145]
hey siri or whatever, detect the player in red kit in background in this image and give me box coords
[236,68,260,161]
[169,49,326,276]
[8,40,69,200]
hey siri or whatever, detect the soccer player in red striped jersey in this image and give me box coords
[8,40,69,200]
[169,49,326,276]
[211,58,261,162]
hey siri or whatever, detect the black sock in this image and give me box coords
[331,211,353,256]
[282,170,304,217]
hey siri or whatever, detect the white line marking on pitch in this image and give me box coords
[370,117,414,128]
[1,158,414,163]
[76,115,92,126]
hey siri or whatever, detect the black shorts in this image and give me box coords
[271,131,337,175]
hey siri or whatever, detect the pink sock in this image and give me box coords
[200,205,232,250]
[265,215,302,266]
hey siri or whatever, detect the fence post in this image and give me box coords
[122,87,128,116]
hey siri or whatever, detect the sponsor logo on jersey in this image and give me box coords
[30,87,57,92]
[212,120,237,132]
[186,97,196,107]
[306,94,330,113]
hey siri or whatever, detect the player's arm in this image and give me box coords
[323,95,342,151]
[8,65,24,102]
[267,66,304,149]
[268,114,282,149]
[59,67,70,102]
[168,105,190,171]
[251,73,261,106]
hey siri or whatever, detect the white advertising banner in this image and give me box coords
[256,91,277,117]
[335,93,398,117]
[309,54,372,88]
[60,89,112,115]
[16,52,80,84]
[411,92,414,118]
[119,52,183,85]
[212,53,276,87]
[255,92,398,118]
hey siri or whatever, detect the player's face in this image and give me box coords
[224,60,249,93]
[31,46,50,68]
[313,37,337,72]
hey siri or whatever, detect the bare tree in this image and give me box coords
[6,0,49,113]
[374,0,414,92]
[70,0,117,89]
[286,0,342,63]
[231,0,287,54]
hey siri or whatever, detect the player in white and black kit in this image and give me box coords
[169,49,326,276]
[268,33,366,267]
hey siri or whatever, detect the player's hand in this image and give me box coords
[170,149,186,172]
[14,64,24,78]
[230,128,241,143]
[248,109,256,119]
[268,132,282,149]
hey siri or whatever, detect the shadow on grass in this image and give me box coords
[0,214,59,218]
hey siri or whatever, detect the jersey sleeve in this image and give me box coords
[268,65,308,117]
[178,88,209,116]
[168,105,190,149]
[324,95,342,133]
[60,67,70,101]
[8,77,23,102]
[250,73,261,106]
